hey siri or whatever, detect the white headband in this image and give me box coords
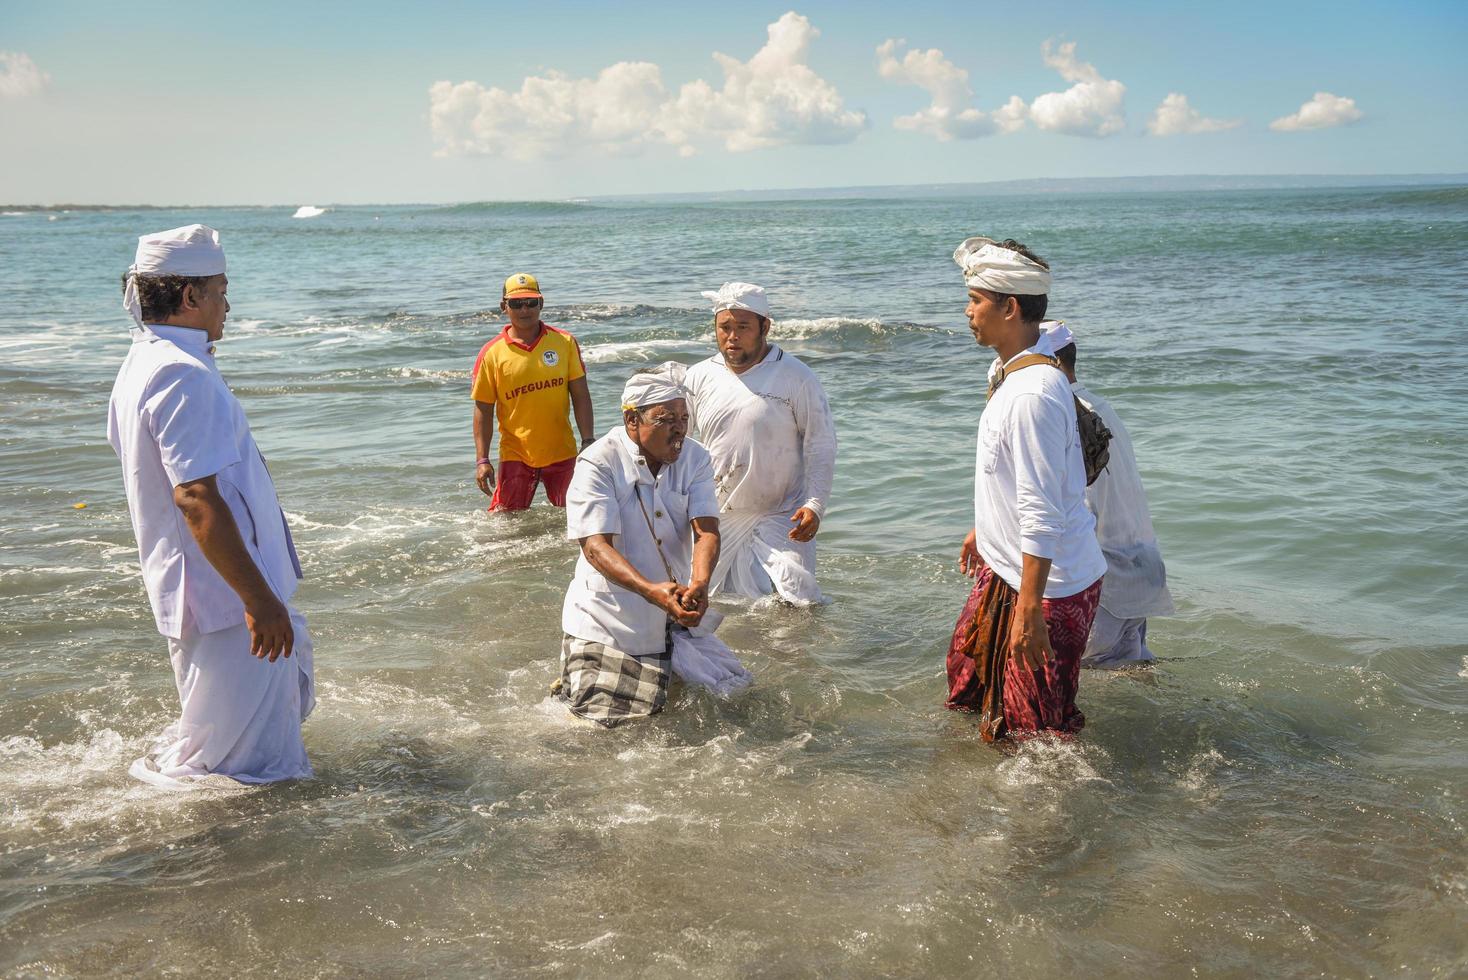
[123,224,226,330]
[621,372,687,411]
[700,281,770,319]
[953,237,1051,296]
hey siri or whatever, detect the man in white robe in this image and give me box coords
[681,282,837,605]
[108,224,314,788]
[1055,339,1175,666]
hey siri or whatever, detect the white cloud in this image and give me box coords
[1028,40,1125,137]
[429,11,864,160]
[0,51,49,100]
[429,62,670,160]
[1147,93,1241,136]
[1269,92,1363,132]
[663,12,866,153]
[875,39,1026,140]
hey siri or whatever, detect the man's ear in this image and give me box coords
[181,282,202,311]
[760,316,771,340]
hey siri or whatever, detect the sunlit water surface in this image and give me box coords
[2,188,1465,976]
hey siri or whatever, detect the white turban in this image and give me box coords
[953,236,1051,296]
[621,370,687,411]
[1039,320,1074,351]
[700,281,770,319]
[123,224,227,330]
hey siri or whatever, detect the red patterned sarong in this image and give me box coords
[946,565,1102,741]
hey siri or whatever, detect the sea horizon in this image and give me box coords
[4,169,1466,211]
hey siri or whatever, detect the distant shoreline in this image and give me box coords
[4,172,1464,211]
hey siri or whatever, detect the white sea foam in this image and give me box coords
[995,736,1110,790]
[292,205,327,219]
[582,338,699,364]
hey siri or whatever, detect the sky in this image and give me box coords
[2,0,1465,205]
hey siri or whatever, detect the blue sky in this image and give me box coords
[2,0,1464,204]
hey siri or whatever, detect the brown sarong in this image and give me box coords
[946,566,1104,742]
[945,567,1018,741]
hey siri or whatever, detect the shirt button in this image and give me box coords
[637,459,646,466]
[655,510,663,517]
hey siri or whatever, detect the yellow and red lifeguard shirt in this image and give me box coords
[471,323,586,468]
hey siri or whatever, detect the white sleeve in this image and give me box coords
[792,364,837,518]
[1006,391,1070,560]
[143,363,242,487]
[687,448,720,521]
[565,459,622,540]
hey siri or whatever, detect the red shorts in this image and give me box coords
[489,457,576,512]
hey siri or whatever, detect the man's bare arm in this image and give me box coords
[579,533,700,627]
[679,517,720,617]
[173,475,293,661]
[473,399,496,495]
[568,377,595,446]
[1008,552,1056,670]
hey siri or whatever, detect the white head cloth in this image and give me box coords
[123,224,227,330]
[1040,320,1074,351]
[700,281,770,319]
[953,236,1051,296]
[621,370,688,411]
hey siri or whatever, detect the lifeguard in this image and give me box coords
[471,273,595,511]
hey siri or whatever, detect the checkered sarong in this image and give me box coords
[558,633,672,727]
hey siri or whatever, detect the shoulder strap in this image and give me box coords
[988,353,1063,398]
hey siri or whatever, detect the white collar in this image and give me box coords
[136,323,215,356]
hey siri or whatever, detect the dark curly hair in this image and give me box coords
[121,273,215,323]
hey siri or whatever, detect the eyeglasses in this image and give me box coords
[505,298,541,310]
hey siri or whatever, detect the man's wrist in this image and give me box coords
[476,457,493,467]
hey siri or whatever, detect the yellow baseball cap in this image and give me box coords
[503,272,542,299]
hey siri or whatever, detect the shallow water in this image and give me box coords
[2,188,1466,976]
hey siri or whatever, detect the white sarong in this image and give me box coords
[130,607,315,789]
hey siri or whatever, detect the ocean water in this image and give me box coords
[1,187,1465,976]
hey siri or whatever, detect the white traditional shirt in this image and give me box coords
[975,345,1107,598]
[562,427,720,656]
[107,325,302,639]
[682,344,836,520]
[1072,383,1175,618]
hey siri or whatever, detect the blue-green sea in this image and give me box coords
[2,186,1466,976]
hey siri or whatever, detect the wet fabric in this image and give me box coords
[708,510,822,603]
[489,457,575,511]
[670,623,753,696]
[129,606,315,788]
[946,565,1103,741]
[1083,605,1155,667]
[557,633,671,727]
[1071,383,1175,619]
[683,344,835,604]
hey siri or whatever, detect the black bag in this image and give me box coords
[987,354,1112,485]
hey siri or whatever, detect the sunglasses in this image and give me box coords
[505,298,542,310]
